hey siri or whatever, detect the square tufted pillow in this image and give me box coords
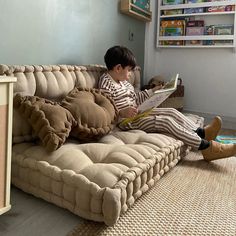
[13,94,77,152]
[61,87,117,141]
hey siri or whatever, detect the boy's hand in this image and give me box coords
[119,107,138,118]
[152,83,164,92]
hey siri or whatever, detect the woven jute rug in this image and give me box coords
[68,151,236,236]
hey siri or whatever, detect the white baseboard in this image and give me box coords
[183,109,236,130]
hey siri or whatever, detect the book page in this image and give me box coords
[162,76,177,89]
[138,74,179,113]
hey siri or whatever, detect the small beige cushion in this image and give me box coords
[13,94,76,152]
[61,87,117,141]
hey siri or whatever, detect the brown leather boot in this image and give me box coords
[204,116,222,141]
[202,140,236,161]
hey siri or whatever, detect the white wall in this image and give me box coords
[144,0,236,127]
[0,0,145,68]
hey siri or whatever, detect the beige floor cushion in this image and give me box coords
[11,130,187,226]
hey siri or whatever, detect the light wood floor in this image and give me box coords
[1,129,235,236]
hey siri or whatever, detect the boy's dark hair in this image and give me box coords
[104,46,137,70]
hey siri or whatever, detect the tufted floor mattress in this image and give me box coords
[11,130,187,226]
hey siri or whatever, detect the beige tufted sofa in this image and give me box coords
[0,64,203,226]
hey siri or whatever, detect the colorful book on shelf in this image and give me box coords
[119,74,179,125]
[160,20,185,45]
[160,20,186,36]
[215,135,236,144]
[162,0,184,5]
[131,0,150,11]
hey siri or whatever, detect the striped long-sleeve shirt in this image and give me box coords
[98,73,153,111]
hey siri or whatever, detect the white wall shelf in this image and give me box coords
[158,44,234,48]
[159,35,234,40]
[157,0,236,50]
[160,11,235,18]
[159,0,236,10]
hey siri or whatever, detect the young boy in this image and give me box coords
[98,45,236,161]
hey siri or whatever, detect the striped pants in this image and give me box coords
[119,108,201,150]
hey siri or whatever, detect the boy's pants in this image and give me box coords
[119,108,201,150]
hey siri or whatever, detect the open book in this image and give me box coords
[138,73,179,113]
[119,74,179,126]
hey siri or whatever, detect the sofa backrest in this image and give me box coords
[0,64,141,100]
[0,64,141,144]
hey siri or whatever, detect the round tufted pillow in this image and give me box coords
[61,87,118,141]
[13,94,77,152]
